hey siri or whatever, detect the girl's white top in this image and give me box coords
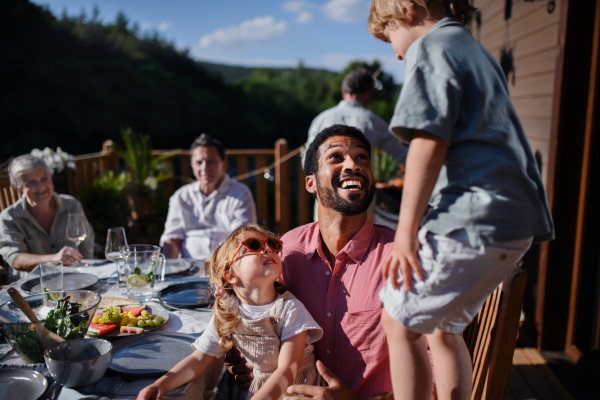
[192,294,323,357]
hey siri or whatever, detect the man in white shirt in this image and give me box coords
[305,68,408,221]
[160,134,257,259]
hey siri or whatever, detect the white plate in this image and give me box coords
[92,304,170,339]
[0,369,48,400]
[21,272,99,294]
[164,259,192,275]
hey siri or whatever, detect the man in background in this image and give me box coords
[160,134,256,259]
[305,68,407,221]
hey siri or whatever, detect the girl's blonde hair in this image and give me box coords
[368,0,476,42]
[208,224,286,351]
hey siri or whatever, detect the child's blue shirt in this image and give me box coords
[390,18,554,246]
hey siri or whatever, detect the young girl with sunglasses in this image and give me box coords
[138,224,322,400]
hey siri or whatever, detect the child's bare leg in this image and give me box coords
[426,329,472,400]
[382,309,432,400]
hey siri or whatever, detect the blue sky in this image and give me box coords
[31,0,406,83]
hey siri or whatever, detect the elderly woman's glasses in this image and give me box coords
[228,237,283,267]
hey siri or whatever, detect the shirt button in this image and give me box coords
[327,312,331,317]
[326,350,331,354]
[325,271,331,276]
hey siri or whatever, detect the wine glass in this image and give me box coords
[105,227,128,288]
[66,212,87,266]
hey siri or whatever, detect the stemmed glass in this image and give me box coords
[66,212,87,266]
[105,228,128,289]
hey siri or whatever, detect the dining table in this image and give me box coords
[0,259,226,400]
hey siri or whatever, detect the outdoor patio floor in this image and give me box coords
[507,348,600,400]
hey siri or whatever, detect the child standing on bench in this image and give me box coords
[368,1,554,399]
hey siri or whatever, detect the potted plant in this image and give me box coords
[113,128,178,220]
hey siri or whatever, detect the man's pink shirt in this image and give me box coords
[280,220,394,398]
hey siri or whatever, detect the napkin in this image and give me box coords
[77,263,117,279]
[163,310,208,334]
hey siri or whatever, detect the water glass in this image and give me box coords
[39,261,64,294]
[122,245,165,302]
[105,227,128,288]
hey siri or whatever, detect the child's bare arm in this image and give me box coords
[137,350,215,400]
[252,331,308,400]
[382,130,448,291]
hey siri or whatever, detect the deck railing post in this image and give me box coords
[296,154,309,226]
[101,140,119,171]
[275,139,290,234]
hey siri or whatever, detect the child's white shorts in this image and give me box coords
[379,228,532,334]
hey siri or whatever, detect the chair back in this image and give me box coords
[0,176,18,212]
[463,267,527,400]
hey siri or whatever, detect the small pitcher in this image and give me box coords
[121,245,165,302]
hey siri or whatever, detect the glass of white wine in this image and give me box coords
[106,227,128,288]
[66,212,87,266]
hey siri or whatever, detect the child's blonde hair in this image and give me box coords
[208,224,286,351]
[368,0,476,42]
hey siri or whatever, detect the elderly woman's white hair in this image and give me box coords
[9,154,53,189]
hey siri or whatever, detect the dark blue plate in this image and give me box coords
[157,280,213,309]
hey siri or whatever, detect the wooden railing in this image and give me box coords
[0,139,311,234]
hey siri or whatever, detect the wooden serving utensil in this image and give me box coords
[7,288,65,349]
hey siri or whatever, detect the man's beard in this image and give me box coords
[315,172,375,216]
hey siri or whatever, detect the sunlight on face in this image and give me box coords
[20,167,54,206]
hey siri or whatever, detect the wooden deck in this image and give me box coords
[507,348,574,400]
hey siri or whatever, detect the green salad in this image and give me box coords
[6,296,90,363]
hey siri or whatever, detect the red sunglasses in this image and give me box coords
[228,237,283,267]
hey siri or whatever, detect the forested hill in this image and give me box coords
[0,0,399,160]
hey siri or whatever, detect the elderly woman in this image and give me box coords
[0,154,94,282]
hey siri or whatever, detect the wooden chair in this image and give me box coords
[463,267,527,400]
[0,176,18,212]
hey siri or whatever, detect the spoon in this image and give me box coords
[7,288,65,349]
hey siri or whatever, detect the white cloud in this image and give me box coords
[157,21,171,32]
[296,12,313,24]
[199,16,288,48]
[283,0,368,24]
[282,1,315,13]
[322,0,368,23]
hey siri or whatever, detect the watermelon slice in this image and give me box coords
[120,326,145,334]
[120,304,146,317]
[87,323,119,336]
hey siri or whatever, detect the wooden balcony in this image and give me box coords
[0,139,311,235]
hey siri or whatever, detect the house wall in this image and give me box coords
[471,0,561,185]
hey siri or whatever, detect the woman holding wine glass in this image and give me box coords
[0,155,95,282]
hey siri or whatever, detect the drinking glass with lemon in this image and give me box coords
[121,245,165,302]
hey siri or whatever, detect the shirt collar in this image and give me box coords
[195,174,232,198]
[310,218,376,265]
[12,192,66,220]
[429,17,464,33]
[339,99,363,108]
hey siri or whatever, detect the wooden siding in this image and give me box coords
[472,0,561,184]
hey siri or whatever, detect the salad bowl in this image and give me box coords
[0,290,101,364]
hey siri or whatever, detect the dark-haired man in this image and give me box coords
[227,125,424,400]
[305,68,407,221]
[160,134,256,259]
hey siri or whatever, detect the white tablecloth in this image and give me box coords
[0,261,217,399]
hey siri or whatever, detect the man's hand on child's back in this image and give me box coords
[382,228,423,291]
[225,348,254,390]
